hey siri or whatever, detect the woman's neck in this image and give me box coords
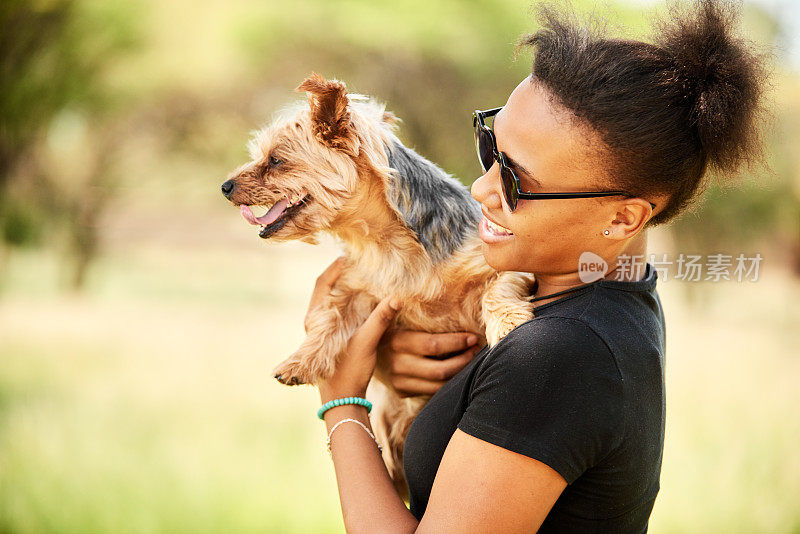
[531,232,648,309]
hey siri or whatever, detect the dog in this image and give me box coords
[221,73,535,496]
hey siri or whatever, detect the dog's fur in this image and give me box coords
[222,73,535,495]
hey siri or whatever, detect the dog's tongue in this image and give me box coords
[240,205,258,225]
[240,200,289,226]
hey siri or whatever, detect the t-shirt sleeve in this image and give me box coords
[456,316,624,484]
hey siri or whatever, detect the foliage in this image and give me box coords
[0,0,141,287]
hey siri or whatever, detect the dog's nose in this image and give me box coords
[221,179,236,199]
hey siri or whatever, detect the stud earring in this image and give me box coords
[603,229,610,236]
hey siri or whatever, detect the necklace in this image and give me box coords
[529,279,601,303]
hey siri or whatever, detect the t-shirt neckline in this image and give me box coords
[532,262,657,313]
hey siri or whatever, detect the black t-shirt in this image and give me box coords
[403,262,666,533]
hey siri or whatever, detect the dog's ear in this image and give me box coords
[296,73,357,155]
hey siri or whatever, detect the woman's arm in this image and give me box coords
[308,259,416,532]
[309,259,566,533]
[320,403,417,534]
[320,404,566,534]
[418,429,566,533]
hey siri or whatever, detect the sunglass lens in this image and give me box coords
[476,128,494,172]
[500,166,518,211]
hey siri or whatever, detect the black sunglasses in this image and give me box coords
[473,107,657,213]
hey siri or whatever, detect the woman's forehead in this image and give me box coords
[497,79,569,145]
[496,78,602,184]
[495,82,567,169]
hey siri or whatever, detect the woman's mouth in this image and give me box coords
[479,216,514,243]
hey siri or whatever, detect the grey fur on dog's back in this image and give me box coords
[386,140,482,264]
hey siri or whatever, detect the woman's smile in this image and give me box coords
[479,214,514,243]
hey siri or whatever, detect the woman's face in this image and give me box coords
[471,76,629,275]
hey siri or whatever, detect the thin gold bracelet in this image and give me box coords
[326,418,383,455]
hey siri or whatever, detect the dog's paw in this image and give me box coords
[273,358,316,386]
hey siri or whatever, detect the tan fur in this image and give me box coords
[224,73,535,497]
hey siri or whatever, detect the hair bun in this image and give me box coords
[655,0,768,175]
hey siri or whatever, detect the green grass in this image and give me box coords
[1,234,799,533]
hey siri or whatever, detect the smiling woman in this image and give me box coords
[309,0,771,533]
[470,78,660,280]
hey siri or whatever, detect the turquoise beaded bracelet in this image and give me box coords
[317,396,373,420]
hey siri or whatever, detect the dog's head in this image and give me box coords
[221,73,397,242]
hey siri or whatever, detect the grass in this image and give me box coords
[0,239,345,533]
[1,225,799,533]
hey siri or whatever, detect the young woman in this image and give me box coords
[309,1,768,531]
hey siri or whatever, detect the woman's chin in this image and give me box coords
[481,242,518,272]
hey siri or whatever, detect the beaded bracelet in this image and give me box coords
[317,396,373,420]
[326,418,383,455]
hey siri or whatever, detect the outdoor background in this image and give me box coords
[1,0,798,532]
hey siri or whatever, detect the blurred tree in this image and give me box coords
[0,0,141,289]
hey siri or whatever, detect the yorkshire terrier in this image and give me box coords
[221,73,535,495]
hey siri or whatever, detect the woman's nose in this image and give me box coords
[471,168,503,210]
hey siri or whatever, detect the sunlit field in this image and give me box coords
[0,236,342,533]
[1,207,798,533]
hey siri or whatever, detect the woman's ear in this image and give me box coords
[607,198,653,238]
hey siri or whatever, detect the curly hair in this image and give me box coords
[518,0,771,226]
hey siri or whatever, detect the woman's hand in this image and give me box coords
[307,257,484,402]
[375,330,483,397]
[309,257,402,403]
[318,295,401,402]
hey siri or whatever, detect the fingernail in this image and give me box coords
[389,297,401,310]
[467,335,477,346]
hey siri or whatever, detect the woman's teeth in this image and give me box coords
[486,218,513,235]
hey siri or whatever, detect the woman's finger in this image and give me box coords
[306,256,346,314]
[387,329,479,357]
[348,297,402,356]
[391,346,481,381]
[391,375,449,397]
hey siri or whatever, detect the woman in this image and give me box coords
[309,1,768,531]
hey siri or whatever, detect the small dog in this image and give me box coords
[221,73,535,495]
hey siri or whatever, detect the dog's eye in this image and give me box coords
[268,155,283,167]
